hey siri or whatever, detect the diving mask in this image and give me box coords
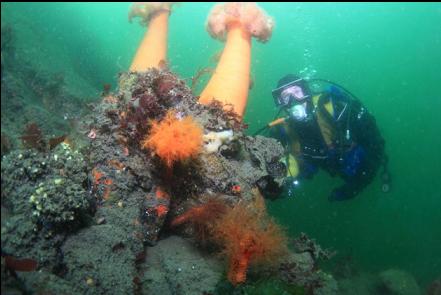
[272,78,310,107]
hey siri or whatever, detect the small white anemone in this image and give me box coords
[203,130,234,153]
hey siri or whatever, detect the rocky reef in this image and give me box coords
[1,67,338,294]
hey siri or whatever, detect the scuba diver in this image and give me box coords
[257,74,391,201]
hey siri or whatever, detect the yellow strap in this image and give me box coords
[313,94,334,116]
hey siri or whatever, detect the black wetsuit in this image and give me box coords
[272,89,385,201]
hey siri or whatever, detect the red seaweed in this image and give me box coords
[20,123,46,151]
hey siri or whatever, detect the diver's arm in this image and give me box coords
[268,122,302,178]
[263,124,304,199]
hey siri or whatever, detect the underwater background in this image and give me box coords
[2,1,440,291]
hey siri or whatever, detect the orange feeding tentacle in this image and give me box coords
[141,110,203,168]
[210,191,288,285]
[130,10,169,71]
[199,22,251,116]
[228,234,256,285]
[229,254,250,284]
[170,199,228,228]
[171,206,203,227]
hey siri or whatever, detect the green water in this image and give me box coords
[2,2,441,287]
